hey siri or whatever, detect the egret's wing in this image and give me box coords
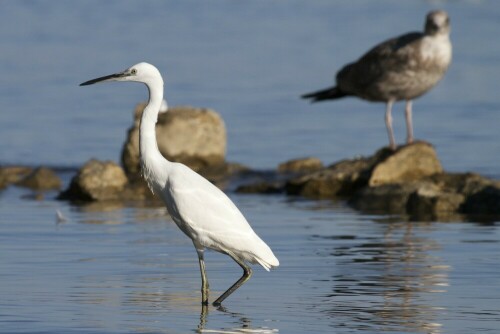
[168,165,261,250]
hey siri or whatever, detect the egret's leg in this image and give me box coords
[213,257,252,306]
[196,249,209,305]
[198,304,208,331]
[385,100,396,150]
[405,100,414,144]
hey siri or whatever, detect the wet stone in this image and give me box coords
[0,166,33,189]
[277,157,323,174]
[59,159,128,201]
[17,167,62,190]
[369,141,442,186]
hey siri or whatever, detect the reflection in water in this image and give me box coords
[318,222,449,333]
[70,270,279,334]
[197,305,279,334]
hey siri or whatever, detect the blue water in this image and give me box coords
[1,1,500,333]
[1,0,499,173]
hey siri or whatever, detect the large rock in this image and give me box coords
[369,141,442,186]
[17,167,62,190]
[285,142,442,199]
[122,104,226,175]
[59,159,128,201]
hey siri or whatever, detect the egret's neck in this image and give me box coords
[139,79,170,191]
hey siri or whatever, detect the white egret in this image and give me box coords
[302,10,452,150]
[80,62,279,305]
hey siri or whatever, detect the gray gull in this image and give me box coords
[302,10,452,150]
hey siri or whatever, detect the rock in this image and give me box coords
[369,141,442,186]
[286,159,367,198]
[59,159,128,201]
[463,185,500,215]
[285,148,391,198]
[236,181,284,194]
[406,184,465,220]
[285,142,442,200]
[121,104,226,175]
[350,182,421,214]
[352,172,500,219]
[0,166,33,189]
[278,157,323,174]
[16,167,62,190]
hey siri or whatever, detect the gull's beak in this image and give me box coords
[80,71,129,86]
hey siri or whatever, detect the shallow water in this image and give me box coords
[2,187,500,333]
[1,1,500,334]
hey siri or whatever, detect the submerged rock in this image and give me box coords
[0,166,33,189]
[406,184,465,220]
[278,157,323,174]
[350,182,421,214]
[351,172,500,219]
[17,167,62,190]
[59,159,128,201]
[236,181,284,194]
[122,104,226,175]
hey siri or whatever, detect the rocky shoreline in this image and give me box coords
[2,104,500,221]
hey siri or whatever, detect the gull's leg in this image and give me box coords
[405,100,414,144]
[196,248,209,305]
[213,256,252,306]
[385,100,396,150]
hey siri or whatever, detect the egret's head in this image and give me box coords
[80,62,163,87]
[424,10,450,36]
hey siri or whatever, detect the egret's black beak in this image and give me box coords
[80,72,128,86]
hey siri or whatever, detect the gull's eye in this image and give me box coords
[131,69,137,75]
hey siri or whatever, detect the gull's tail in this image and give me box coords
[302,86,348,102]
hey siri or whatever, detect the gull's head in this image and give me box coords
[80,62,163,87]
[424,10,450,36]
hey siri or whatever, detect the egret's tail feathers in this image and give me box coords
[302,86,348,102]
[255,255,279,272]
[253,242,279,271]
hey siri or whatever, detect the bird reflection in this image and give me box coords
[197,304,278,333]
[320,221,449,333]
[197,304,208,333]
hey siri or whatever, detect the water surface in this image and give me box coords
[2,188,500,333]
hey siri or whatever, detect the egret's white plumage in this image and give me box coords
[80,62,278,306]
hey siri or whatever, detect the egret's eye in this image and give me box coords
[131,69,137,75]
